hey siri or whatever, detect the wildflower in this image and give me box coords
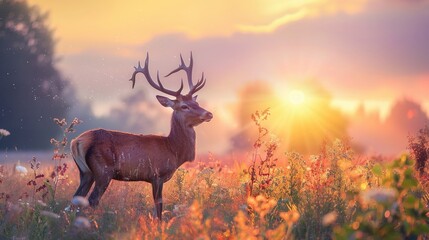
[53,118,67,127]
[322,211,338,226]
[71,117,82,125]
[74,216,91,229]
[291,211,300,222]
[64,205,72,212]
[349,169,363,180]
[71,196,89,207]
[247,196,258,208]
[352,221,360,230]
[40,210,60,219]
[267,199,277,208]
[15,165,28,175]
[384,210,391,218]
[338,159,352,171]
[255,194,266,202]
[280,210,300,223]
[37,200,47,207]
[50,138,60,146]
[0,129,10,137]
[65,117,82,133]
[29,157,40,170]
[173,204,187,216]
[7,202,22,214]
[309,155,319,162]
[27,180,36,186]
[361,187,397,204]
[36,185,46,192]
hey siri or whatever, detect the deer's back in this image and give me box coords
[75,129,178,181]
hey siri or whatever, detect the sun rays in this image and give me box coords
[288,89,306,106]
[232,81,348,154]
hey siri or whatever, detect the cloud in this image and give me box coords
[29,0,368,54]
[238,8,309,34]
[42,0,429,107]
[238,0,367,33]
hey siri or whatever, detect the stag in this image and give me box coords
[70,53,212,220]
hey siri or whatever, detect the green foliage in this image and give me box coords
[335,155,429,239]
[283,140,355,239]
[408,125,429,176]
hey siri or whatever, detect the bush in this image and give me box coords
[335,155,429,239]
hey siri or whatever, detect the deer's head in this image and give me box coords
[130,53,213,127]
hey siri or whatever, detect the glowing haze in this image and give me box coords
[28,0,429,155]
[28,0,367,54]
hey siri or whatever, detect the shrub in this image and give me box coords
[335,155,429,239]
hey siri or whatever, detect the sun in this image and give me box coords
[288,89,305,106]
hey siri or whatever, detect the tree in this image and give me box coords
[385,98,429,134]
[0,0,71,149]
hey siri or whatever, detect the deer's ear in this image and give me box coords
[156,95,175,108]
[193,95,198,101]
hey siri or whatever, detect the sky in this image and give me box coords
[27,0,429,155]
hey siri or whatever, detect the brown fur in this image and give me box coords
[72,52,212,221]
[71,99,212,220]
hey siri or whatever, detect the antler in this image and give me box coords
[164,52,206,97]
[130,53,183,97]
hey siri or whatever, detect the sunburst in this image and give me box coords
[288,89,305,106]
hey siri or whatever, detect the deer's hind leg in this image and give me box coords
[86,148,116,207]
[73,167,94,197]
[88,173,112,207]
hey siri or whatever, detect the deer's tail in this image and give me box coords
[71,138,91,174]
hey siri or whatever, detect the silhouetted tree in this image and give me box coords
[385,98,429,134]
[0,0,70,149]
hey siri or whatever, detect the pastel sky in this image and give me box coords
[27,0,429,155]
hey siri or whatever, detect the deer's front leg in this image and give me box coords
[152,178,164,221]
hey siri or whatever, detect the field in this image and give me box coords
[1,119,429,240]
[2,0,429,239]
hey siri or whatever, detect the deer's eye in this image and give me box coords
[181,105,190,110]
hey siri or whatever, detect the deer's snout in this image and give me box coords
[201,111,213,122]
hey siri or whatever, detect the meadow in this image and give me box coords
[0,114,429,240]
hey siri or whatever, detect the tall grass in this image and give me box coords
[0,114,428,239]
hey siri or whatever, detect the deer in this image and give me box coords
[70,53,212,221]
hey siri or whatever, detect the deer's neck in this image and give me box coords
[167,112,196,164]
